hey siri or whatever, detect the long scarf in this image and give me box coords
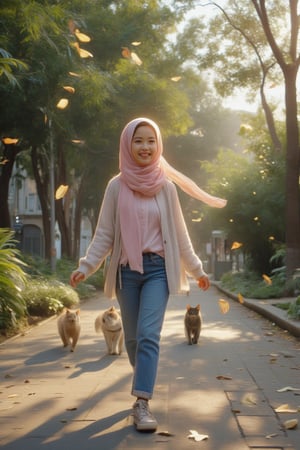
[118,117,226,273]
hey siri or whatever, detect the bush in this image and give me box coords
[23,279,80,317]
[287,297,300,320]
[0,229,28,330]
[220,269,286,299]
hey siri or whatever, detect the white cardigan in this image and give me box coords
[77,175,206,298]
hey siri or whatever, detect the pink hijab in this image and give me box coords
[118,117,226,273]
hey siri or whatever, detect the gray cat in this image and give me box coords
[184,304,202,345]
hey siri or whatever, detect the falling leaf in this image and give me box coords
[218,298,230,314]
[56,98,69,109]
[216,375,232,380]
[277,386,300,392]
[237,293,244,304]
[131,52,142,65]
[275,404,298,413]
[0,158,9,165]
[2,137,19,144]
[262,274,272,285]
[73,42,93,58]
[131,41,141,46]
[171,76,181,82]
[121,47,131,59]
[283,419,298,429]
[63,86,75,94]
[71,139,85,145]
[55,185,69,200]
[188,430,209,441]
[75,29,91,42]
[231,241,242,250]
[69,71,81,77]
[157,431,175,436]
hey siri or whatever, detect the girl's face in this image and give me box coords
[131,125,158,166]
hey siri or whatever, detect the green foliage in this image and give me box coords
[220,269,286,299]
[0,229,27,330]
[287,297,300,320]
[23,279,79,317]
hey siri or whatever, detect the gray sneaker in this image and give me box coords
[133,399,158,431]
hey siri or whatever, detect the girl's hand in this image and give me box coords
[70,271,85,288]
[198,275,210,291]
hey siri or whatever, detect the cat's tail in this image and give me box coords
[94,314,103,334]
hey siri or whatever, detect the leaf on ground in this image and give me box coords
[218,299,230,314]
[188,430,209,441]
[277,386,300,392]
[242,393,257,406]
[66,407,77,411]
[266,433,278,438]
[237,293,244,304]
[216,375,232,380]
[283,419,298,429]
[275,404,298,413]
[157,431,175,436]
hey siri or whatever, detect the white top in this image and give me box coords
[77,175,206,298]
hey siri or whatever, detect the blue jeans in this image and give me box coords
[116,253,169,400]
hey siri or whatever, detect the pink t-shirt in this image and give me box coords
[120,193,164,265]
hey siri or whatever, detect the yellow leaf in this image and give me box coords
[218,299,230,314]
[131,41,141,46]
[75,29,91,42]
[262,274,272,285]
[231,241,242,250]
[131,52,142,65]
[171,76,181,82]
[68,71,81,77]
[275,404,298,413]
[2,137,19,144]
[277,386,300,392]
[63,86,75,94]
[56,98,69,109]
[237,293,244,304]
[283,419,298,429]
[71,139,85,145]
[73,42,93,58]
[55,185,69,200]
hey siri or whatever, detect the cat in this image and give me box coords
[95,306,123,355]
[184,304,202,345]
[57,308,81,352]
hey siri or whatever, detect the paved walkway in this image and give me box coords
[0,283,299,450]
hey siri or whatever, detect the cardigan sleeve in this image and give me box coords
[77,176,119,279]
[169,182,206,279]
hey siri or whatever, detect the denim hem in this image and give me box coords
[132,389,152,400]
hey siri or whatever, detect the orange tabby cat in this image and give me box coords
[57,308,81,352]
[95,306,123,355]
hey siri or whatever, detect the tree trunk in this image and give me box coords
[284,66,300,278]
[31,146,51,260]
[56,139,71,258]
[0,145,21,228]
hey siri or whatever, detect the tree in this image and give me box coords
[188,0,300,279]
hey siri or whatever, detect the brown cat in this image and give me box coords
[95,306,123,355]
[184,304,202,345]
[57,308,81,352]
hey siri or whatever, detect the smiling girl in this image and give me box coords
[70,117,226,431]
